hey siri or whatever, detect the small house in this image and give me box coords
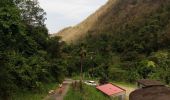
[137,79,164,88]
[96,83,126,100]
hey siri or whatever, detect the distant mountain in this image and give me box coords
[54,0,170,43]
[53,0,117,42]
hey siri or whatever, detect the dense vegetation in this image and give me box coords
[0,0,66,99]
[64,0,170,85]
[64,84,109,100]
[12,83,58,100]
[1,0,170,99]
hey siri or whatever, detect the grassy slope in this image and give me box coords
[56,0,170,44]
[12,83,58,100]
[56,0,117,43]
[64,85,109,100]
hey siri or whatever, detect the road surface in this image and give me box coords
[43,79,73,100]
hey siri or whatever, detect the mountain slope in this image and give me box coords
[54,0,170,43]
[54,0,117,42]
[60,0,170,85]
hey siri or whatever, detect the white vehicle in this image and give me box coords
[84,80,97,86]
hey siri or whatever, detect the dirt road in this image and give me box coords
[114,83,136,100]
[43,79,72,100]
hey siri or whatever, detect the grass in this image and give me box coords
[12,83,58,100]
[64,85,110,100]
[111,81,136,100]
[69,76,136,100]
[71,76,99,81]
[112,81,136,88]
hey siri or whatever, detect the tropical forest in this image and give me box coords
[0,0,170,100]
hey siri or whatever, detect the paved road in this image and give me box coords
[43,79,73,100]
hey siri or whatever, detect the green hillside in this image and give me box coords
[1,0,170,99]
[62,0,170,84]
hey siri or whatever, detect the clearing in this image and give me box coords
[64,80,135,100]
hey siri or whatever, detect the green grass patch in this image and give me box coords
[12,83,58,100]
[64,85,110,100]
[112,81,136,88]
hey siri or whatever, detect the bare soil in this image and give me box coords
[114,83,136,100]
[43,79,72,100]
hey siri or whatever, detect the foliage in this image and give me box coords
[65,0,170,84]
[149,51,170,84]
[64,84,109,100]
[0,0,66,99]
[1,0,170,99]
[12,83,58,100]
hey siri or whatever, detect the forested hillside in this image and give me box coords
[56,0,170,45]
[54,0,117,42]
[0,0,66,99]
[61,0,170,86]
[1,0,170,99]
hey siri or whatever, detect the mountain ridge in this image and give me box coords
[54,0,170,43]
[53,0,117,42]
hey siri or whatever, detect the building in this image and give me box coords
[96,83,126,100]
[137,79,164,88]
[129,79,170,100]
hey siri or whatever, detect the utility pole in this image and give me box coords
[80,52,83,81]
[79,44,86,91]
[80,49,86,81]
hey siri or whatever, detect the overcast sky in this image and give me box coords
[38,0,108,34]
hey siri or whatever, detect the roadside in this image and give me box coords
[43,79,73,100]
[114,82,136,100]
[64,83,109,100]
[12,83,58,100]
[42,79,135,100]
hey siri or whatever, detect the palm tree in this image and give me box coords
[80,43,86,81]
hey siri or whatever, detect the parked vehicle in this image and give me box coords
[84,80,97,86]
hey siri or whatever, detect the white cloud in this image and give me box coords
[38,0,108,33]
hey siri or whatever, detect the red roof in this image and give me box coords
[96,83,125,96]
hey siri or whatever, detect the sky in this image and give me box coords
[38,0,108,34]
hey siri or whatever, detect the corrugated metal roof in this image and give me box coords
[137,79,164,86]
[96,83,125,96]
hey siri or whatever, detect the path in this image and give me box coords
[44,79,135,100]
[114,83,136,100]
[43,79,73,100]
